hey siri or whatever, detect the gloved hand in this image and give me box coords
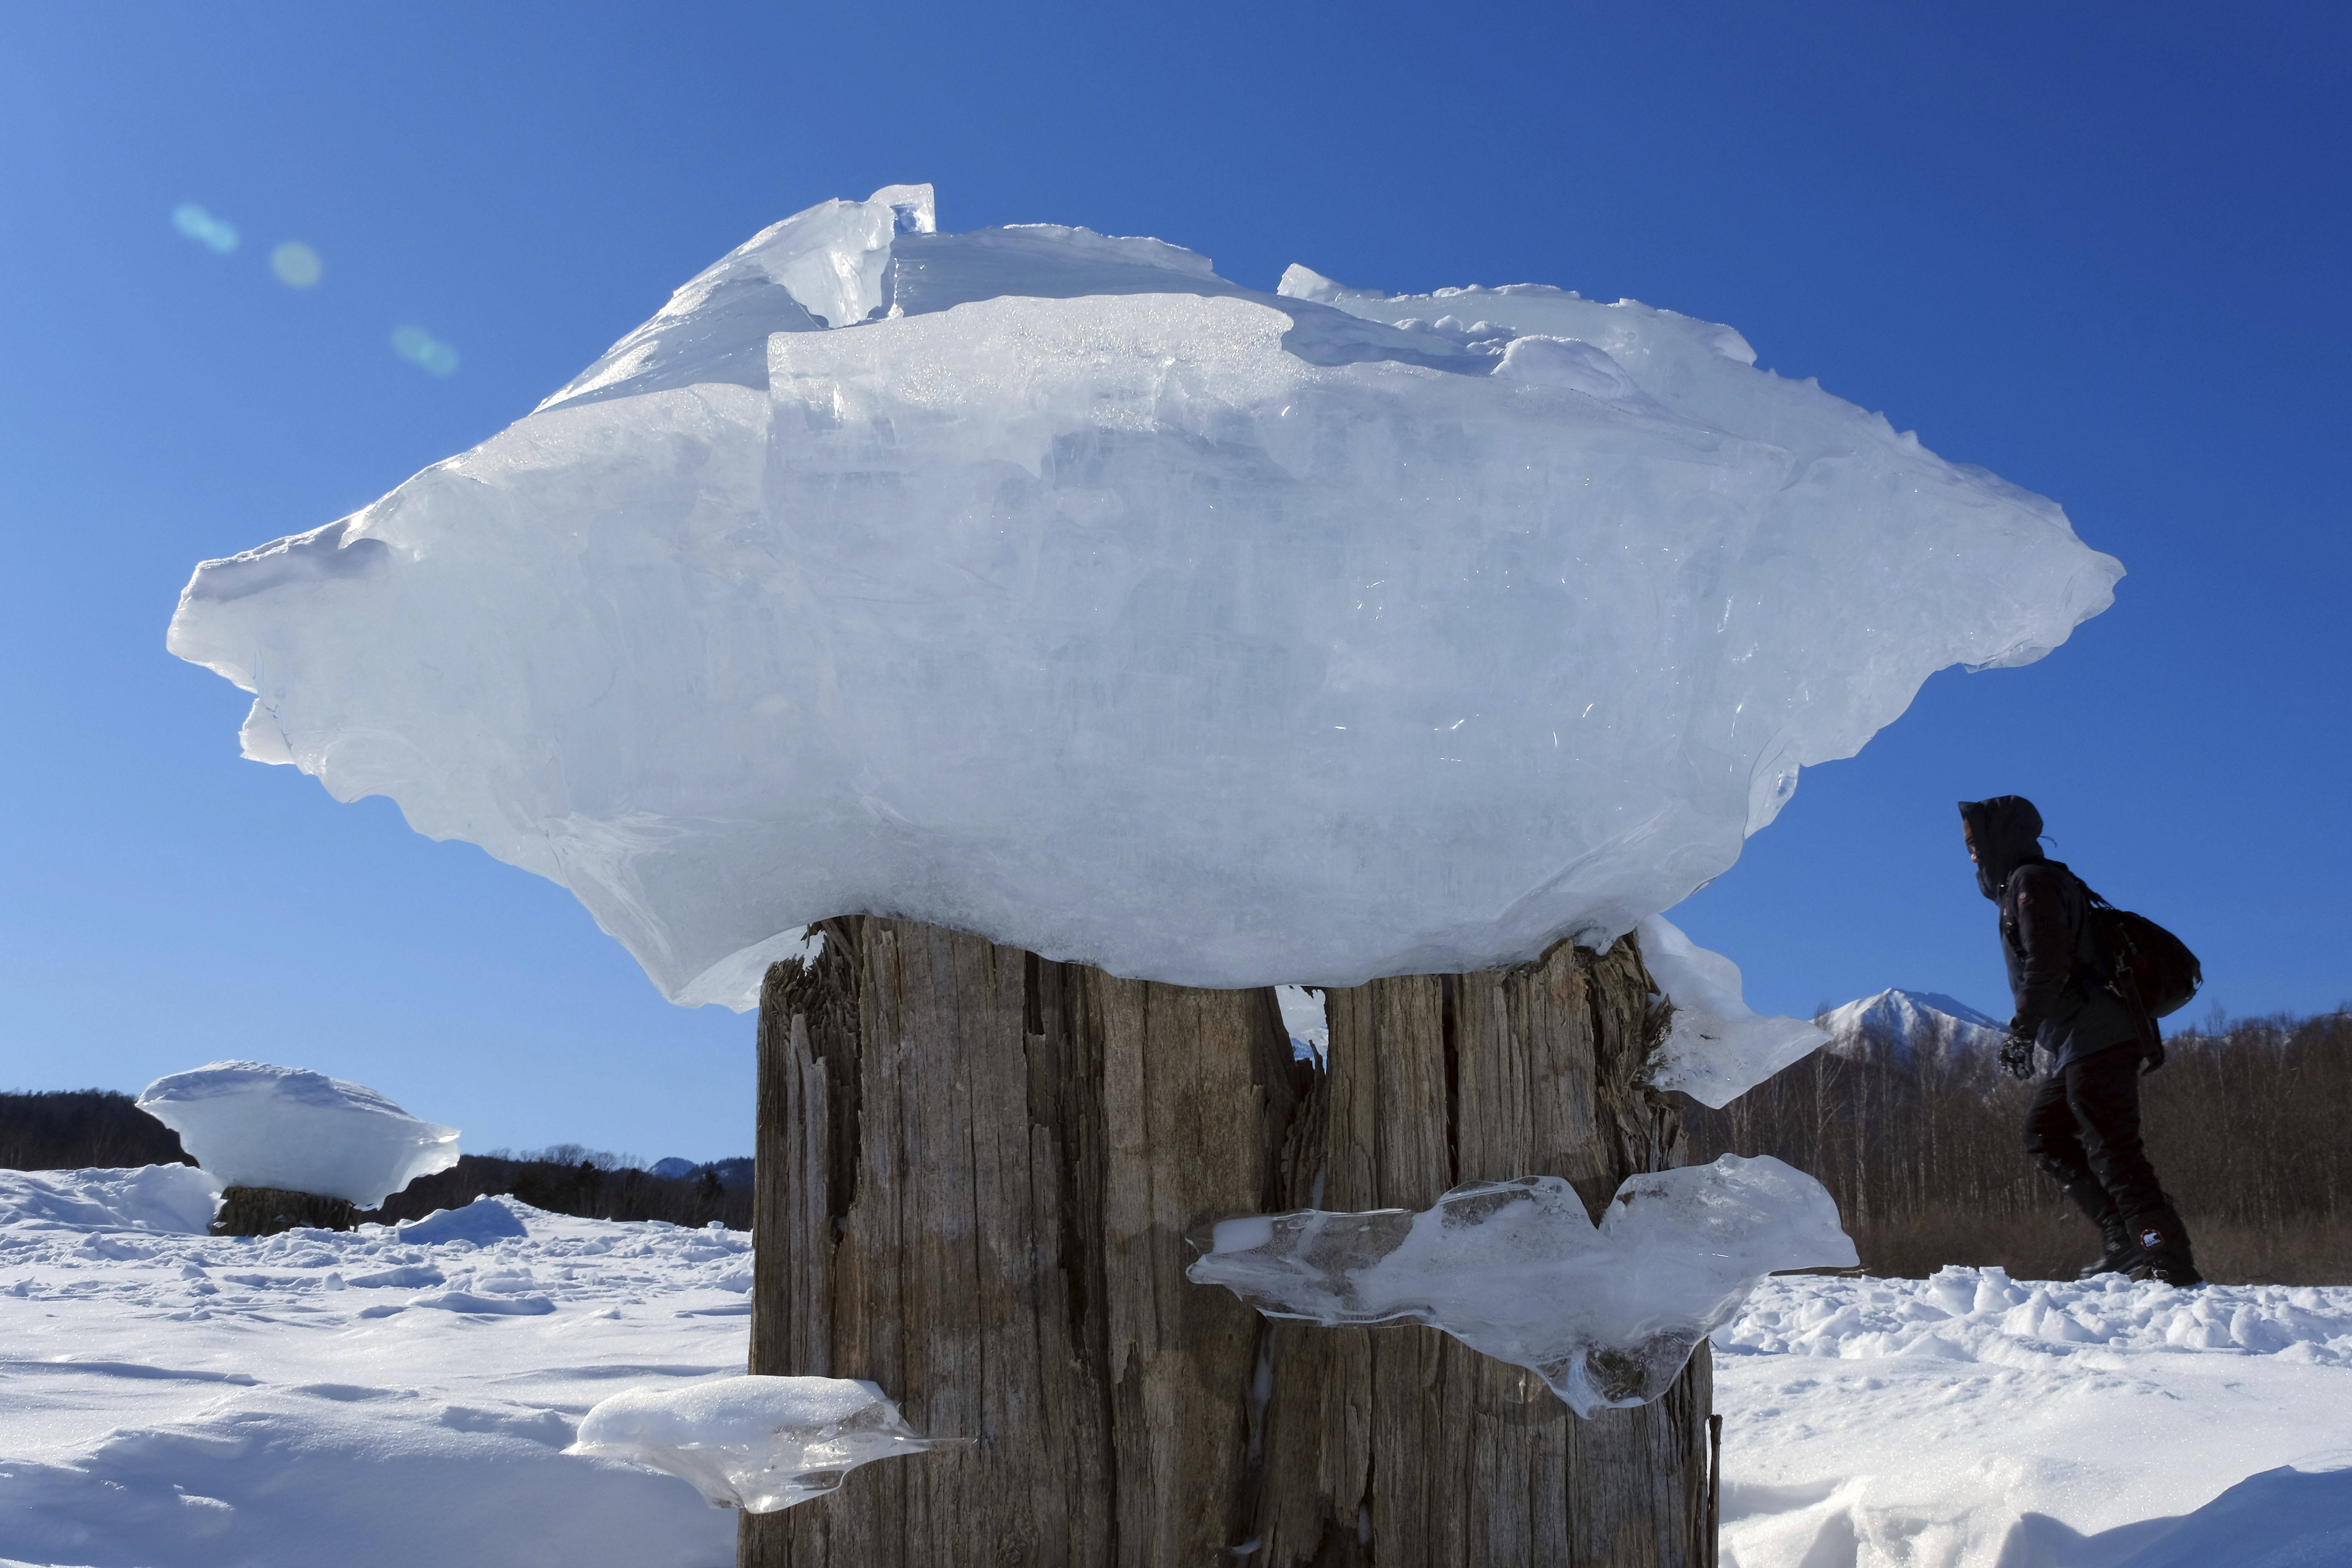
[2142,1039,2167,1075]
[1999,1028,2036,1081]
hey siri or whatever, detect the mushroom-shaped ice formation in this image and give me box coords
[135,1061,459,1209]
[168,184,2120,1003]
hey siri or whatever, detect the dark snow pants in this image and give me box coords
[2021,1042,2166,1222]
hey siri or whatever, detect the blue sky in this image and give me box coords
[1,3,2344,1161]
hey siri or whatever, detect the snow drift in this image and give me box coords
[136,1061,460,1210]
[0,1163,223,1234]
[168,183,2120,1004]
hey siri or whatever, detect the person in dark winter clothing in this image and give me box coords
[1959,796,2204,1288]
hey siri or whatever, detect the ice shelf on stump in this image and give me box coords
[168,183,2121,1005]
[135,1061,460,1211]
[1188,1153,1857,1418]
[1637,914,1831,1108]
[565,1375,953,1512]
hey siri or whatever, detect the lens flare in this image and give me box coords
[271,242,323,288]
[172,204,239,254]
[391,326,461,377]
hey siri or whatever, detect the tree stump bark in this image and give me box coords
[212,1185,358,1236]
[742,916,1707,1568]
[1246,939,1711,1566]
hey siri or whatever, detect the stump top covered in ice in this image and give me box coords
[169,183,2120,1003]
[135,1061,460,1210]
[566,1375,950,1513]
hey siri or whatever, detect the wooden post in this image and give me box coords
[742,917,1706,1567]
[212,1185,358,1236]
[1246,937,1711,1565]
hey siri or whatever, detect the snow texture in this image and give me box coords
[1188,1153,1856,1416]
[1637,914,1828,1108]
[0,1163,222,1234]
[5,1171,2349,1567]
[1712,1269,2352,1566]
[568,1375,949,1512]
[169,185,2122,1006]
[0,1181,754,1568]
[136,1061,460,1209]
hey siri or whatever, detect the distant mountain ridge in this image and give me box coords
[1820,988,2006,1072]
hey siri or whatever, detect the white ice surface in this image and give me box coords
[1638,914,1829,1108]
[568,1374,947,1512]
[1189,1154,1857,1416]
[5,1174,2348,1566]
[169,188,2121,1006]
[136,1061,460,1209]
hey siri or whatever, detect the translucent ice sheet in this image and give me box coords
[566,1375,950,1512]
[1189,1154,1856,1416]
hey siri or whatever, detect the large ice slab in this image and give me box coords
[135,1061,460,1210]
[1638,914,1829,1108]
[169,186,2121,1003]
[1187,1154,1856,1417]
[565,1375,950,1512]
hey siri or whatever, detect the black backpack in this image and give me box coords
[2075,878,2203,1020]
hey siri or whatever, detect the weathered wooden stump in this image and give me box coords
[212,1184,358,1236]
[742,916,1707,1568]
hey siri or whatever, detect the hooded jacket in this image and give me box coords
[1958,797,2142,1069]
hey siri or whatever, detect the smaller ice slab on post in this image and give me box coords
[566,1375,952,1512]
[1189,1154,1856,1418]
[135,1061,459,1211]
[1637,914,1829,1109]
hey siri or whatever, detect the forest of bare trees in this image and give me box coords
[1683,1007,2352,1283]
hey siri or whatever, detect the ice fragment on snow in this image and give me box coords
[136,1061,459,1210]
[1637,914,1829,1108]
[169,187,2122,1006]
[1188,1154,1856,1417]
[566,1375,952,1512]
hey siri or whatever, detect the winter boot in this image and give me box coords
[2064,1180,2140,1279]
[2079,1210,2141,1279]
[2125,1205,2205,1288]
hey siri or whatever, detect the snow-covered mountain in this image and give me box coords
[1818,988,2005,1072]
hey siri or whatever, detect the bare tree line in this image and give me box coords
[1680,1007,2352,1283]
[0,1093,753,1231]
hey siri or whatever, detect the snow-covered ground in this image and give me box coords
[3,1169,2347,1567]
[1716,1274,2352,1566]
[0,1172,744,1568]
